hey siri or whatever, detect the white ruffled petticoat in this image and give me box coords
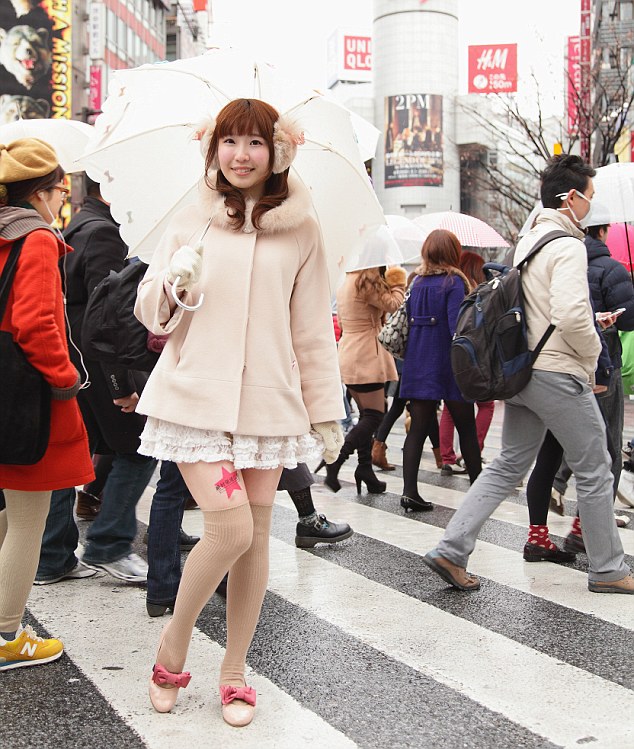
[139,417,324,470]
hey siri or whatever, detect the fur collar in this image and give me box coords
[199,172,313,234]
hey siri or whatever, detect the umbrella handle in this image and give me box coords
[170,276,205,311]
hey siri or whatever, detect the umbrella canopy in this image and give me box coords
[345,214,426,272]
[0,119,94,173]
[606,223,634,271]
[403,211,509,262]
[77,49,385,291]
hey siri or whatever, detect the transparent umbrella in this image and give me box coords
[76,49,386,291]
[345,214,426,272]
[403,211,509,263]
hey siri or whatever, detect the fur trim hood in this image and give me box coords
[200,171,313,234]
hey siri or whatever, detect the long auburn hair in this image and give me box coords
[416,229,470,291]
[459,250,485,290]
[353,266,391,297]
[204,98,289,231]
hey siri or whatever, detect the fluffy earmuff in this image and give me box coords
[193,114,304,174]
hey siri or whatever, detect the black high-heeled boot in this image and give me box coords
[322,437,355,492]
[355,428,387,494]
[354,463,387,494]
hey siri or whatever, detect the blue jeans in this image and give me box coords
[36,487,78,582]
[146,461,189,605]
[83,453,156,564]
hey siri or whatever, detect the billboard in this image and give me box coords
[384,93,443,189]
[567,36,581,135]
[468,44,517,94]
[327,29,372,87]
[0,0,72,123]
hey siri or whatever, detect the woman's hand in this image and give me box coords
[166,243,203,291]
[312,421,344,463]
[113,392,140,413]
[384,266,407,288]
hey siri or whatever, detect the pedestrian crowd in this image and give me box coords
[0,108,633,732]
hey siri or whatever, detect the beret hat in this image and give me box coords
[0,138,59,184]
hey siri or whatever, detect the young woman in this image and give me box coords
[134,99,344,725]
[399,230,482,511]
[323,264,407,493]
[0,138,94,670]
[438,251,495,474]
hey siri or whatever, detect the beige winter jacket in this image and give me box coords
[134,174,345,435]
[513,209,601,383]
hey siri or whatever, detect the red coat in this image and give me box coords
[0,229,94,491]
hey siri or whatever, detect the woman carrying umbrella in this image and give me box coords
[399,230,482,511]
[321,263,407,493]
[134,99,344,726]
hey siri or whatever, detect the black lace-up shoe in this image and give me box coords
[295,514,353,548]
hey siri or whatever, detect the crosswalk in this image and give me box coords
[2,403,634,749]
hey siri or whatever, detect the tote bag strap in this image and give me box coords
[0,237,27,321]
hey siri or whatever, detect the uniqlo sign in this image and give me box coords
[468,44,518,94]
[343,35,372,71]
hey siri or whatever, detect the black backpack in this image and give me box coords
[450,230,571,402]
[81,260,159,372]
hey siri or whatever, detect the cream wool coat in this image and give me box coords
[134,175,345,435]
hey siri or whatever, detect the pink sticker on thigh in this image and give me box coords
[214,467,242,499]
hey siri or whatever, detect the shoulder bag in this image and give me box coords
[0,237,52,465]
[378,290,410,360]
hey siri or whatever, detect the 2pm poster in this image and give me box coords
[384,93,443,188]
[0,0,72,123]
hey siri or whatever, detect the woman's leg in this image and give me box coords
[526,431,564,526]
[375,379,407,443]
[445,401,481,483]
[0,490,51,635]
[475,401,495,452]
[156,461,254,675]
[402,399,437,501]
[220,466,282,686]
[439,405,457,464]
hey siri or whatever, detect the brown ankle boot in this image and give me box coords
[432,447,442,469]
[76,490,101,520]
[371,440,395,471]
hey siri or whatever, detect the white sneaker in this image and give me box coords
[34,561,97,585]
[617,470,634,508]
[83,553,148,582]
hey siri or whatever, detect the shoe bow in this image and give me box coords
[220,685,256,706]
[152,663,191,688]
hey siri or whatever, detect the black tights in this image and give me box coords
[402,399,481,500]
[376,380,439,448]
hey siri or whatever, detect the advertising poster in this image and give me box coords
[384,93,443,188]
[0,0,72,123]
[567,36,580,135]
[468,44,517,94]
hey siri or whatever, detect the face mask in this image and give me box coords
[556,189,594,229]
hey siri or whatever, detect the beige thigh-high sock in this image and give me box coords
[220,503,273,686]
[0,490,51,633]
[157,503,253,674]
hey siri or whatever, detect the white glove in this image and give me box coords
[166,243,203,291]
[312,421,344,464]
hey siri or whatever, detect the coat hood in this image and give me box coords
[535,208,585,239]
[0,205,67,256]
[63,196,118,243]
[200,172,314,234]
[584,234,610,261]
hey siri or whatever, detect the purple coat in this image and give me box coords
[400,273,467,401]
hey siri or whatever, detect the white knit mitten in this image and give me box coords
[312,421,345,464]
[166,243,203,291]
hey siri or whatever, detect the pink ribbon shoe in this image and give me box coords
[149,663,192,713]
[220,684,256,727]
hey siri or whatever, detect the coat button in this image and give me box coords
[431,317,437,324]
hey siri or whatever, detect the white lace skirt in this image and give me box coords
[139,417,324,470]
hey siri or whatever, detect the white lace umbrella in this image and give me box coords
[0,119,94,173]
[76,49,385,291]
[402,211,509,262]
